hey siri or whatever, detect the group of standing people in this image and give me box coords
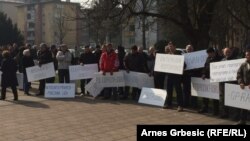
[0,41,249,125]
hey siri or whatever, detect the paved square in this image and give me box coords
[0,86,234,141]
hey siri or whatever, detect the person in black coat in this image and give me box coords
[22,49,35,95]
[0,50,18,100]
[37,43,54,95]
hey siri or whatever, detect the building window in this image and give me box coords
[129,37,135,44]
[28,22,35,28]
[129,25,135,31]
[27,13,31,19]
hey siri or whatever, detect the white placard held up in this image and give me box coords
[45,83,75,98]
[123,71,154,88]
[17,73,23,89]
[225,84,250,110]
[139,88,167,107]
[210,59,245,82]
[95,71,125,87]
[85,78,103,97]
[154,54,184,75]
[191,77,219,100]
[69,64,98,80]
[26,62,56,82]
[184,50,207,70]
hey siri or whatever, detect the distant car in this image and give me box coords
[176,48,186,54]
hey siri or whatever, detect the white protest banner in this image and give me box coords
[210,59,245,82]
[85,78,103,97]
[191,77,219,100]
[26,62,56,82]
[45,83,75,98]
[184,50,207,70]
[95,71,125,87]
[123,71,154,88]
[69,64,98,80]
[16,73,23,89]
[139,88,167,107]
[225,84,250,110]
[154,54,184,75]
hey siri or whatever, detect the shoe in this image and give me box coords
[177,106,184,112]
[13,98,18,101]
[80,93,85,97]
[234,120,246,125]
[163,105,173,109]
[198,107,208,113]
[25,92,31,96]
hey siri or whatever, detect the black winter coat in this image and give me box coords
[1,58,18,87]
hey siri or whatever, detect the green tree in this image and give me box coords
[0,12,24,46]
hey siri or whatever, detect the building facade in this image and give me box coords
[17,0,81,47]
[0,0,24,24]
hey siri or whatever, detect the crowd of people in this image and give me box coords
[0,41,249,125]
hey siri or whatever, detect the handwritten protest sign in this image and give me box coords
[69,64,98,80]
[184,50,207,70]
[139,88,167,107]
[85,78,103,97]
[123,71,154,88]
[154,54,184,75]
[45,83,75,98]
[191,77,219,100]
[225,83,250,110]
[210,59,245,82]
[95,72,125,87]
[26,62,56,82]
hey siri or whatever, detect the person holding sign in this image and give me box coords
[79,45,97,96]
[0,50,18,101]
[236,49,250,125]
[22,49,35,95]
[123,45,149,100]
[100,43,119,100]
[163,42,184,112]
[56,44,72,83]
[37,43,54,96]
[199,47,221,115]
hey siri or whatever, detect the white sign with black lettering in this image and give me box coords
[139,88,167,107]
[26,62,56,82]
[210,59,245,82]
[95,71,125,87]
[154,54,184,75]
[184,50,207,70]
[225,83,250,110]
[191,77,219,100]
[69,64,98,80]
[85,78,103,97]
[123,71,154,88]
[45,83,75,98]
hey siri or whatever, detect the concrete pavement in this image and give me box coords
[0,85,234,141]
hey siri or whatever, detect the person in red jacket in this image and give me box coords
[99,43,119,100]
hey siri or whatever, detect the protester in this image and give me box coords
[100,43,119,100]
[236,49,250,125]
[0,50,18,101]
[163,42,184,112]
[22,49,35,95]
[56,44,72,83]
[79,45,97,96]
[199,47,221,115]
[37,43,54,95]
